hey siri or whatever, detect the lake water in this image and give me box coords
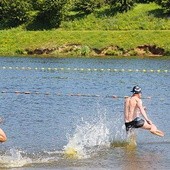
[0,56,169,169]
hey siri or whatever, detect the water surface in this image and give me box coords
[0,56,169,169]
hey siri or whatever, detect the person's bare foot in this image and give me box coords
[150,130,164,137]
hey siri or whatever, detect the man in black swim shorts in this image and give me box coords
[125,117,144,132]
[124,85,164,137]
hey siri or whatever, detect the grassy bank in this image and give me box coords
[0,3,170,57]
[60,3,170,30]
[0,30,170,56]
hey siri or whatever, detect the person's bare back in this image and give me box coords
[124,96,140,122]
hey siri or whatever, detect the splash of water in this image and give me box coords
[0,149,63,168]
[0,149,32,168]
[64,111,110,159]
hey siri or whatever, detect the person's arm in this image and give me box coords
[124,97,129,122]
[137,99,152,124]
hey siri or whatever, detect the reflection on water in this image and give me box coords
[0,56,169,169]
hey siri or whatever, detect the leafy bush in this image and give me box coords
[156,0,170,14]
[80,45,91,55]
[73,0,106,14]
[108,0,136,12]
[136,0,155,3]
[0,0,32,28]
[35,0,68,29]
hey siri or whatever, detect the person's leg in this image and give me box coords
[142,121,164,137]
[126,128,137,146]
[150,124,164,137]
[0,128,7,142]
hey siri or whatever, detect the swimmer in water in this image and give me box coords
[124,85,164,137]
[0,117,7,142]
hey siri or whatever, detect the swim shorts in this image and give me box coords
[125,117,145,132]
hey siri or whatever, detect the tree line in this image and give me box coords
[0,0,169,29]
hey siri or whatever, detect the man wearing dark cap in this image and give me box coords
[124,85,164,137]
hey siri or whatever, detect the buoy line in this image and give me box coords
[0,66,169,73]
[1,91,153,99]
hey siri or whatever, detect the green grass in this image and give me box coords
[60,3,170,30]
[0,3,170,57]
[0,29,170,56]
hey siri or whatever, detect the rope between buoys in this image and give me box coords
[0,66,169,73]
[1,91,153,99]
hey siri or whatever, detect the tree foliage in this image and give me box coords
[0,0,32,27]
[73,0,106,14]
[136,0,155,3]
[108,0,136,12]
[35,0,68,28]
[156,0,170,14]
[0,0,169,29]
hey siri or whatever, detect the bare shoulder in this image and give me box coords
[124,96,130,103]
[130,96,140,106]
[136,97,143,106]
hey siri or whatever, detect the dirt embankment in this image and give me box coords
[25,44,167,57]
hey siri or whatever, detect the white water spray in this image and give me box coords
[64,110,110,158]
[0,149,32,168]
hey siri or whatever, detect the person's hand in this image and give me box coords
[146,119,152,125]
[143,106,147,111]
